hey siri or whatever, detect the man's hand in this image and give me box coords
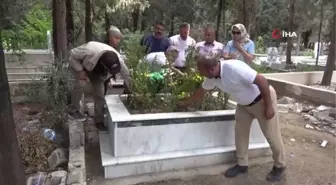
[264,104,275,120]
[78,71,88,80]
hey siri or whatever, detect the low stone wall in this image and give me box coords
[264,71,336,85]
[67,119,87,185]
[100,95,270,179]
[264,72,336,106]
[5,49,53,67]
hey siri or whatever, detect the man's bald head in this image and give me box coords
[204,26,216,44]
[197,56,220,78]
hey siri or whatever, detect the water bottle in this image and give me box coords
[43,129,56,141]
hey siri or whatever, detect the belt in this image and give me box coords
[246,94,262,107]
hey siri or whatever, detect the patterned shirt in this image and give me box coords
[195,41,224,58]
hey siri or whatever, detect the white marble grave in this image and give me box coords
[99,95,270,179]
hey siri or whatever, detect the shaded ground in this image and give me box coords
[86,112,336,185]
[13,102,69,175]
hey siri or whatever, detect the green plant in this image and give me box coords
[41,59,73,124]
[2,1,51,49]
[122,38,230,113]
[301,49,314,58]
[256,36,266,54]
[251,63,277,73]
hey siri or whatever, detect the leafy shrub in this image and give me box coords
[301,49,314,58]
[121,37,230,113]
[256,36,266,54]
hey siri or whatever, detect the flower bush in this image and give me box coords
[122,33,230,113]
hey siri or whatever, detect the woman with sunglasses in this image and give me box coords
[223,24,255,64]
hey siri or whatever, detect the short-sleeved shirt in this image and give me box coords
[202,59,260,105]
[195,41,224,58]
[224,39,255,63]
[169,35,196,67]
[140,34,171,54]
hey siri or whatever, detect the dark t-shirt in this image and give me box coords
[140,33,170,54]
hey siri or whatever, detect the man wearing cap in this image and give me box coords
[104,25,126,95]
[68,41,131,130]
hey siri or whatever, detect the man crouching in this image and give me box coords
[68,41,131,130]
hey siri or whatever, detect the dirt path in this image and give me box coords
[86,112,336,185]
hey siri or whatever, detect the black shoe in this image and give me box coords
[68,110,87,122]
[95,122,108,131]
[266,166,285,182]
[224,165,248,178]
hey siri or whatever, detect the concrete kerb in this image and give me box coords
[67,119,87,185]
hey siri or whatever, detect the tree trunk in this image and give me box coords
[286,0,295,64]
[132,7,140,32]
[295,32,302,55]
[141,9,148,32]
[105,6,110,44]
[242,0,247,26]
[316,0,325,66]
[222,0,226,41]
[169,13,175,37]
[216,0,223,41]
[85,0,92,42]
[0,31,26,185]
[66,0,74,49]
[54,0,68,60]
[321,4,335,86]
[52,0,58,57]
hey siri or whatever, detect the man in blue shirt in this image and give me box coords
[140,21,171,54]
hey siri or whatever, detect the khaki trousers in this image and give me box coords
[235,86,286,168]
[70,70,105,123]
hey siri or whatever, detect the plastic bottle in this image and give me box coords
[43,129,56,141]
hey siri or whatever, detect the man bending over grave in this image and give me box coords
[177,56,286,182]
[68,41,131,130]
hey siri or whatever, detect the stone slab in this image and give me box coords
[99,132,270,179]
[67,119,87,185]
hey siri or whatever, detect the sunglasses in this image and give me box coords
[232,31,241,35]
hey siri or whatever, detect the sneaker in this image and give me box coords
[224,165,248,178]
[266,166,285,182]
[68,110,87,122]
[95,122,108,131]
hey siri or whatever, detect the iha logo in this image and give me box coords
[272,29,297,39]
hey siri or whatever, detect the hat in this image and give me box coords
[99,51,121,74]
[109,26,123,37]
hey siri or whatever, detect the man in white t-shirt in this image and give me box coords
[177,56,286,182]
[195,26,224,58]
[169,23,196,72]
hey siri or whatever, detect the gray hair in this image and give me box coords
[109,25,122,37]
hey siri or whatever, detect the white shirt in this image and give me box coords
[195,41,224,58]
[169,35,196,67]
[202,59,260,105]
[144,52,167,66]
